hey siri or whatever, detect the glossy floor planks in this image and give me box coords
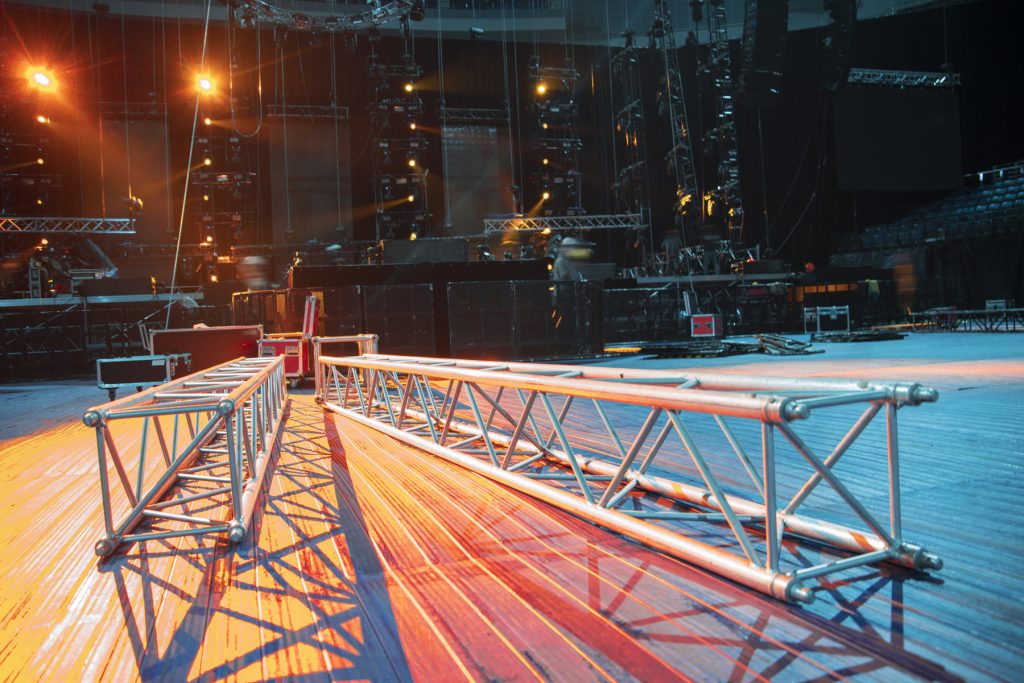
[0,331,1021,681]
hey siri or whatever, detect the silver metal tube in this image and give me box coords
[887,403,902,541]
[324,401,813,604]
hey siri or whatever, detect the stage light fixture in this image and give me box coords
[27,68,56,92]
[203,193,210,201]
[36,158,45,165]
[204,117,212,125]
[197,76,214,93]
[203,158,212,166]
[409,0,425,22]
[36,115,50,124]
[404,82,414,93]
[205,234,214,243]
[541,122,549,130]
[542,227,551,235]
[407,158,417,168]
[36,198,44,205]
[536,83,547,95]
[407,194,415,203]
[542,191,550,200]
[209,272,219,283]
[409,121,417,131]
[41,238,49,246]
[409,231,418,241]
[542,157,549,165]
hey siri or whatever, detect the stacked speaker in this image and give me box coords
[736,0,790,108]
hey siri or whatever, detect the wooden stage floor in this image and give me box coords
[0,332,1021,681]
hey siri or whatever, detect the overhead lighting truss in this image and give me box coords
[234,0,414,31]
[483,213,646,235]
[0,217,136,234]
[266,104,351,120]
[847,68,961,89]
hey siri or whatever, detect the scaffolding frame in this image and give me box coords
[85,356,287,557]
[316,353,941,603]
[482,213,645,235]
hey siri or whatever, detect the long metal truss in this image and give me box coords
[316,353,942,603]
[0,217,135,234]
[266,104,351,120]
[704,0,743,228]
[652,0,701,227]
[85,356,287,557]
[483,213,645,235]
[847,68,961,89]
[610,34,652,223]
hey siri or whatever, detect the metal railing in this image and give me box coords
[85,356,287,557]
[316,353,942,603]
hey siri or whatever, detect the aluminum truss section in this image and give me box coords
[266,104,351,120]
[317,353,942,603]
[483,213,645,235]
[611,33,652,223]
[439,107,509,125]
[85,356,287,557]
[704,0,743,229]
[235,0,413,32]
[848,68,961,89]
[651,1,701,228]
[0,217,135,234]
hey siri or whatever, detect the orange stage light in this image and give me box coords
[197,76,214,93]
[26,67,56,92]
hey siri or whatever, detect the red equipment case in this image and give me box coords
[257,295,320,387]
[691,313,724,338]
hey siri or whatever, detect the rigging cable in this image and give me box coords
[436,1,451,231]
[499,0,516,213]
[120,3,134,215]
[278,31,294,242]
[165,0,213,327]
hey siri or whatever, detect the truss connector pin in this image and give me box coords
[787,583,815,604]
[83,410,104,427]
[217,399,237,416]
[228,521,246,543]
[892,383,939,406]
[94,538,116,557]
[895,543,943,571]
[779,399,810,421]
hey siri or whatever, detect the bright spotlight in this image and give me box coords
[407,158,417,168]
[542,157,549,165]
[409,231,418,241]
[203,158,212,166]
[209,273,219,283]
[407,194,415,203]
[197,76,214,93]
[536,83,547,95]
[40,238,49,246]
[541,122,549,130]
[404,82,414,93]
[36,115,50,124]
[36,198,44,205]
[202,193,210,201]
[36,158,45,165]
[205,234,214,243]
[409,122,417,131]
[204,117,212,125]
[542,191,550,200]
[27,68,56,92]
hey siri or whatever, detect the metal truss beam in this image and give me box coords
[0,217,135,234]
[266,104,350,120]
[440,108,509,125]
[99,101,168,119]
[235,0,412,32]
[317,353,941,603]
[483,213,645,235]
[85,356,287,557]
[848,68,961,89]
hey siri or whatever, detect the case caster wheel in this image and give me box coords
[107,389,117,401]
[288,378,301,390]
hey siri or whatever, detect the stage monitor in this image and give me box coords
[834,86,963,191]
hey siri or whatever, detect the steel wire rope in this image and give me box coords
[499,1,516,213]
[765,98,823,245]
[119,3,135,218]
[165,0,213,328]
[276,31,294,242]
[775,103,829,255]
[436,1,452,232]
[330,31,343,238]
